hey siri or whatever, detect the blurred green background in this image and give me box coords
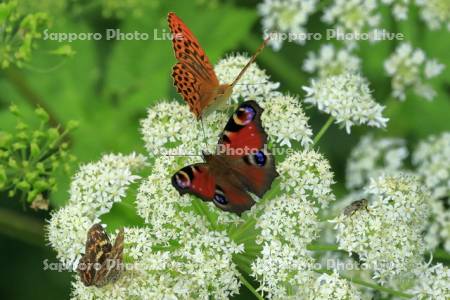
[0,0,449,299]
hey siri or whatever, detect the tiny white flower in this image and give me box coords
[260,94,313,148]
[47,204,100,265]
[68,153,145,216]
[303,44,361,78]
[303,73,388,134]
[306,271,362,299]
[214,54,281,103]
[412,132,450,199]
[332,174,431,283]
[384,43,445,101]
[322,0,380,40]
[258,0,318,50]
[409,263,450,299]
[346,135,408,190]
[415,0,450,31]
[278,150,335,208]
[380,0,410,20]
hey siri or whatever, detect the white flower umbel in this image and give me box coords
[412,132,450,199]
[71,226,243,300]
[68,153,146,216]
[141,101,228,156]
[380,0,410,20]
[260,94,313,148]
[258,0,318,50]
[346,135,408,190]
[410,263,450,299]
[214,54,281,103]
[278,150,335,209]
[332,174,431,283]
[47,152,146,264]
[322,0,380,35]
[253,198,320,295]
[415,0,450,31]
[303,73,388,134]
[425,200,450,251]
[251,150,335,298]
[413,132,450,252]
[305,271,362,300]
[384,43,445,101]
[47,204,100,265]
[303,44,361,78]
[251,239,317,299]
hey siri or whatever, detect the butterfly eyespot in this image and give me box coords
[254,151,267,166]
[213,188,228,206]
[174,171,191,189]
[234,105,256,126]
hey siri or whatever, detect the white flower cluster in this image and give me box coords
[333,174,431,283]
[303,44,361,78]
[413,132,450,252]
[303,73,388,134]
[415,0,450,31]
[258,0,318,50]
[412,132,450,199]
[251,150,336,298]
[346,135,408,190]
[47,153,146,264]
[410,263,450,299]
[260,94,313,147]
[214,54,281,103]
[71,226,243,299]
[425,200,450,251]
[277,150,335,208]
[384,43,445,101]
[380,0,410,20]
[322,0,380,34]
[304,271,362,300]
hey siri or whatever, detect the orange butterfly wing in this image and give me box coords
[168,12,219,119]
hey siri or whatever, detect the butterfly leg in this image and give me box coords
[199,117,209,152]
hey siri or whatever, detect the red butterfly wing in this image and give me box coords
[172,163,216,202]
[171,162,255,215]
[171,101,278,215]
[218,100,267,152]
[218,101,277,197]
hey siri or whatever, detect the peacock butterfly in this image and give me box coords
[171,100,278,214]
[168,12,269,120]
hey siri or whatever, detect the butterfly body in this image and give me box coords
[168,12,268,119]
[77,224,124,287]
[172,101,278,214]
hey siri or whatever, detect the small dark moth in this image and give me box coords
[172,100,278,215]
[344,198,369,216]
[77,223,124,287]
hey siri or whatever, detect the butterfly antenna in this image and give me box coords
[234,82,269,86]
[230,36,271,88]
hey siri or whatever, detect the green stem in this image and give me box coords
[234,256,253,275]
[0,207,45,247]
[191,199,216,230]
[4,68,65,132]
[312,116,334,147]
[230,217,256,240]
[237,271,264,300]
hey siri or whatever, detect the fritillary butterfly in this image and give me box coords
[168,12,269,120]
